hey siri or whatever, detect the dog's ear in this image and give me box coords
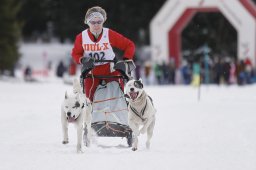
[134,78,143,89]
[65,91,68,99]
[139,78,143,84]
[73,78,81,94]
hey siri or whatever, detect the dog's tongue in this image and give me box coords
[129,92,138,100]
[67,117,76,123]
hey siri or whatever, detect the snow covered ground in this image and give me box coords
[0,78,255,170]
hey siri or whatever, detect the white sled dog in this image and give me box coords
[125,79,156,151]
[61,78,92,153]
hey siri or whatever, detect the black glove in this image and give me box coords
[81,57,95,76]
[114,60,130,80]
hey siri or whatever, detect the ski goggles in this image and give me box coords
[89,20,103,25]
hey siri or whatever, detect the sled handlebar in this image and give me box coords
[81,74,125,79]
[93,59,116,63]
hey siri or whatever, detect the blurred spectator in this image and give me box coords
[244,57,253,84]
[213,57,222,85]
[251,67,256,83]
[223,57,231,84]
[201,54,211,84]
[167,59,176,84]
[154,62,162,85]
[134,55,142,80]
[180,60,191,85]
[191,62,200,86]
[144,60,152,85]
[236,59,245,85]
[56,61,66,77]
[229,59,237,84]
[161,61,169,84]
[24,66,33,81]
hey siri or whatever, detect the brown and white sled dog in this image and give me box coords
[61,78,92,153]
[125,79,156,151]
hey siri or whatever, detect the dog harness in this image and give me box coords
[129,100,147,122]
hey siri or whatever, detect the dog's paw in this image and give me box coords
[132,147,137,151]
[62,140,69,144]
[77,149,85,154]
[77,146,85,153]
[85,140,91,147]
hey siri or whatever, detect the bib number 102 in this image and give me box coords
[89,52,105,61]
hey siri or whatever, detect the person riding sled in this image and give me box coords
[71,6,135,101]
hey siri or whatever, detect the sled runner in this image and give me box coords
[81,59,136,147]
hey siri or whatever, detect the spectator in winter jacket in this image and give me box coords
[71,6,135,101]
[56,61,66,78]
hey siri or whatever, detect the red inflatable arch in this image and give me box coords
[150,0,256,67]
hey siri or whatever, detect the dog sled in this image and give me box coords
[81,59,136,147]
